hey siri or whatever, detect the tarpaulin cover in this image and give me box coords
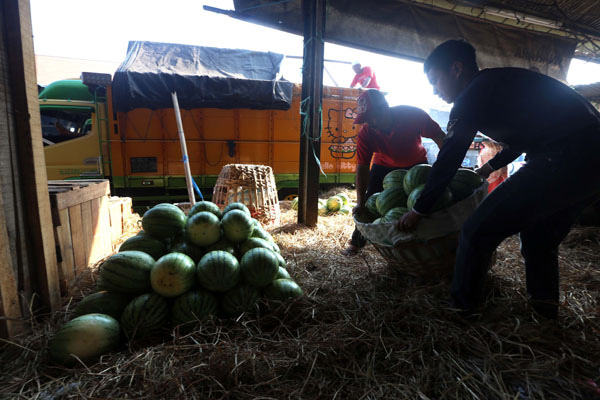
[112,41,293,112]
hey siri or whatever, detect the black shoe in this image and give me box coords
[530,299,558,320]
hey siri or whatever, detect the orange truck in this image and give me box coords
[40,42,361,205]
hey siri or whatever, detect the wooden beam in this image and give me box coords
[298,0,326,227]
[3,0,61,312]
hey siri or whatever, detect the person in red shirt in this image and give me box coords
[350,62,380,90]
[343,89,446,256]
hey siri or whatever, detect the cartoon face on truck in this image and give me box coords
[325,107,358,159]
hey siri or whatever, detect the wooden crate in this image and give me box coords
[49,180,132,293]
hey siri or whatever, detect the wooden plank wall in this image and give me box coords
[0,0,61,338]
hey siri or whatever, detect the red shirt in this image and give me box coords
[356,106,444,168]
[350,66,380,90]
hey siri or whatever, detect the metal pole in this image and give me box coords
[298,0,326,226]
[171,92,196,206]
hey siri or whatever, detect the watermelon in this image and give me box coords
[239,237,274,257]
[252,218,263,229]
[169,242,204,264]
[221,284,261,316]
[326,196,343,212]
[382,207,409,223]
[118,235,167,260]
[337,193,350,205]
[270,241,281,254]
[188,201,222,219]
[403,164,432,195]
[339,205,352,215]
[97,251,155,294]
[120,293,169,340]
[365,193,381,216]
[407,184,454,212]
[274,252,286,267]
[141,204,187,239]
[240,247,279,288]
[251,225,274,242]
[185,211,221,247]
[49,313,120,366]
[449,168,485,202]
[290,197,299,210]
[376,187,409,216]
[197,251,240,292]
[382,169,408,190]
[72,291,131,320]
[275,266,291,280]
[151,253,196,298]
[318,204,329,216]
[171,290,219,326]
[373,217,383,224]
[263,279,303,302]
[207,237,238,257]
[224,202,251,216]
[222,209,254,243]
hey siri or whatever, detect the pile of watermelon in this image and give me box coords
[48,201,303,367]
[291,192,355,216]
[356,165,484,224]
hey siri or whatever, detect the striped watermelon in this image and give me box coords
[403,164,432,195]
[224,202,251,216]
[274,252,286,267]
[407,184,454,212]
[290,197,299,210]
[49,313,120,366]
[118,235,167,260]
[449,168,485,202]
[151,253,196,298]
[188,201,223,219]
[240,247,279,288]
[97,251,155,294]
[318,204,329,216]
[171,290,219,326]
[337,193,350,206]
[169,242,204,264]
[120,293,169,340]
[372,217,383,224]
[72,291,131,320]
[222,209,254,243]
[382,169,408,190]
[185,211,221,247]
[221,284,261,316]
[263,279,303,302]
[239,237,274,257]
[326,196,343,212]
[141,204,187,239]
[382,207,409,223]
[376,187,409,216]
[270,241,281,254]
[196,251,240,292]
[207,237,238,257]
[275,266,291,280]
[365,193,381,216]
[251,225,274,242]
[339,205,352,215]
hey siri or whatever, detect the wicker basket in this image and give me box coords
[212,164,281,226]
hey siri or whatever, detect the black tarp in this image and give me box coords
[112,41,293,112]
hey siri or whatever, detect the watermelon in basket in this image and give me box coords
[354,182,489,280]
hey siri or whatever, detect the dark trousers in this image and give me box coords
[351,163,421,248]
[452,129,600,316]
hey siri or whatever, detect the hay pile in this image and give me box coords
[1,196,599,399]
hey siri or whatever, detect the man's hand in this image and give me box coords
[352,204,367,216]
[475,163,494,179]
[397,209,423,232]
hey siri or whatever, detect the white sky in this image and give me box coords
[30,0,600,113]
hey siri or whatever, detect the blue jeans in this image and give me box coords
[452,129,600,317]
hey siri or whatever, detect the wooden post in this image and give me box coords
[172,92,197,205]
[298,0,326,227]
[3,0,61,313]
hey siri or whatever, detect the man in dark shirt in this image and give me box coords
[399,39,600,319]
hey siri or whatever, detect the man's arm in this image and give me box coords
[350,74,359,88]
[476,148,521,179]
[355,164,370,209]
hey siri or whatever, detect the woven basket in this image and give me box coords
[212,164,281,226]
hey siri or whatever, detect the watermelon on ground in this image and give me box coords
[239,237,274,257]
[403,164,432,195]
[221,284,261,316]
[274,252,286,267]
[339,205,353,215]
[222,209,254,243]
[97,251,155,294]
[72,291,131,320]
[49,313,121,366]
[291,197,299,210]
[318,204,329,216]
[189,201,223,219]
[407,184,454,212]
[263,279,303,302]
[337,193,350,205]
[141,204,187,239]
[197,251,240,292]
[382,169,408,190]
[275,266,291,280]
[185,211,221,247]
[171,290,219,326]
[251,225,274,242]
[120,293,169,340]
[240,247,279,288]
[118,235,167,260]
[169,242,204,264]
[376,187,409,216]
[224,202,251,216]
[151,253,196,298]
[326,196,343,212]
